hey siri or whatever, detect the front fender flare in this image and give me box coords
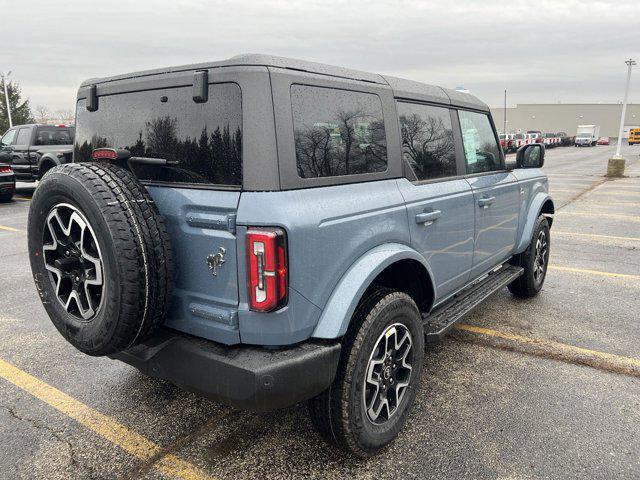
[312,243,435,340]
[515,193,554,253]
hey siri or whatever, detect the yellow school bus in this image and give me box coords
[629,128,640,145]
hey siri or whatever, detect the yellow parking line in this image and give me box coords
[558,212,640,222]
[13,197,31,201]
[0,225,22,232]
[553,231,640,242]
[0,358,214,480]
[549,265,640,280]
[455,324,640,377]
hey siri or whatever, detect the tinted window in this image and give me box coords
[15,128,31,145]
[398,102,456,181]
[75,83,242,186]
[291,85,387,178]
[1,129,16,146]
[458,110,502,174]
[35,127,74,146]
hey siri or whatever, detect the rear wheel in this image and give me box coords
[308,288,425,457]
[508,216,550,298]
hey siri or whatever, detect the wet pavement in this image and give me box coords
[0,143,639,479]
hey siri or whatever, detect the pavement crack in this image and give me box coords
[121,408,234,480]
[0,402,82,471]
[452,325,640,379]
[555,177,607,210]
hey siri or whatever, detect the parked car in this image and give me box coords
[0,124,74,181]
[557,132,575,146]
[597,137,610,145]
[543,132,559,148]
[0,163,15,202]
[575,125,600,147]
[27,54,554,457]
[628,128,640,146]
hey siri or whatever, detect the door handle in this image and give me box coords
[478,196,496,208]
[415,210,442,224]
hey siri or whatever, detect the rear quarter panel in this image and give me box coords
[236,179,410,345]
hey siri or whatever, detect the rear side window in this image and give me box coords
[15,128,31,145]
[397,102,456,181]
[458,110,502,174]
[75,83,242,186]
[291,85,387,179]
[35,127,74,146]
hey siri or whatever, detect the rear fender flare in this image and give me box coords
[312,243,435,340]
[516,193,554,253]
[37,153,60,175]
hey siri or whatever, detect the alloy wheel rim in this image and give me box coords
[533,230,548,283]
[362,323,413,425]
[42,203,104,321]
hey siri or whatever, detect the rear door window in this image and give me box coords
[291,85,387,178]
[75,83,242,186]
[397,102,456,181]
[15,127,32,146]
[457,110,502,174]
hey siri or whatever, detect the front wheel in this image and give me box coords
[508,216,550,298]
[308,288,425,457]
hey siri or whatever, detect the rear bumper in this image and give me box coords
[10,164,37,181]
[0,177,15,193]
[110,329,341,411]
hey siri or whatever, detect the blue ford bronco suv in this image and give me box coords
[27,54,553,456]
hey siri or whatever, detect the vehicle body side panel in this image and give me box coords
[236,180,410,345]
[396,177,475,300]
[312,242,434,339]
[466,172,521,279]
[511,168,552,253]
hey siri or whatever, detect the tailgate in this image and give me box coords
[147,186,241,344]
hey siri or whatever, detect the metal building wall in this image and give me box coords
[490,104,640,137]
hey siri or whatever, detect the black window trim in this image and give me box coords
[74,81,243,190]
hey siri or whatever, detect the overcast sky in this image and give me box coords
[3,0,639,112]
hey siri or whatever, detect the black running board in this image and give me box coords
[423,264,523,343]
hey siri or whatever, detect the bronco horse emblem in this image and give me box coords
[206,247,226,276]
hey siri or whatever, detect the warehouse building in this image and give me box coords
[490,103,640,138]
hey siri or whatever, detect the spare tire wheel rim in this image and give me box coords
[42,203,104,321]
[363,323,414,425]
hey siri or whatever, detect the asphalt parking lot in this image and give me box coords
[1,144,639,480]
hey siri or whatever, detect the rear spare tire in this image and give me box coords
[28,162,174,356]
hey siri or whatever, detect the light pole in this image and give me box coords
[614,59,635,158]
[608,59,635,177]
[1,71,12,128]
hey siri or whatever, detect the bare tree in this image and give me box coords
[34,105,51,124]
[53,109,75,123]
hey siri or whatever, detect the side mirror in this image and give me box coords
[516,144,545,168]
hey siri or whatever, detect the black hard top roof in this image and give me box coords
[80,53,488,111]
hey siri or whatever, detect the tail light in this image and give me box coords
[246,228,288,312]
[0,166,12,174]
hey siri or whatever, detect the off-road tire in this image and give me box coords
[308,288,425,457]
[28,162,174,356]
[508,215,550,298]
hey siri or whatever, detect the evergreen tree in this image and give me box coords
[0,78,34,132]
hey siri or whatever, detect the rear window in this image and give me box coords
[74,83,242,186]
[291,85,387,179]
[35,127,74,146]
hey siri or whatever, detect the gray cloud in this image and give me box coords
[3,0,639,111]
